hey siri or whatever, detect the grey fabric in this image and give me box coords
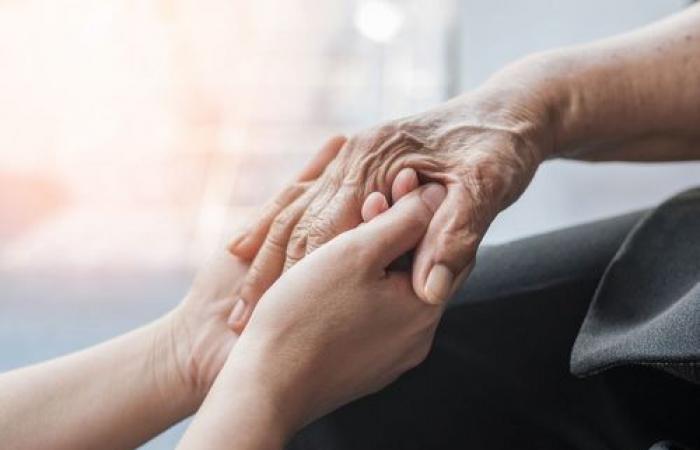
[649,442,695,450]
[571,188,700,383]
[288,188,700,450]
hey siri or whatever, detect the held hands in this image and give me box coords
[219,183,448,437]
[229,93,551,319]
[179,113,537,443]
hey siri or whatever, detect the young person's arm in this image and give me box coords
[0,251,246,450]
[0,314,198,450]
[0,137,346,450]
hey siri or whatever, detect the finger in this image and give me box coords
[228,183,307,260]
[391,167,419,204]
[228,135,346,258]
[283,180,359,270]
[412,183,485,305]
[361,192,389,222]
[229,192,312,333]
[305,185,363,256]
[353,183,446,270]
[296,135,347,182]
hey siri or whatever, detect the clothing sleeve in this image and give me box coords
[571,187,700,384]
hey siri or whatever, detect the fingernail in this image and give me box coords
[227,298,247,327]
[228,232,248,253]
[421,184,446,212]
[424,264,453,304]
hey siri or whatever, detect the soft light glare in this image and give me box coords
[354,1,404,43]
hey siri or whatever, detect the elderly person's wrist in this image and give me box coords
[374,54,569,179]
[468,51,574,161]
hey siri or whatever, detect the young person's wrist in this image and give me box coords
[220,338,304,441]
[149,312,206,416]
[179,343,298,450]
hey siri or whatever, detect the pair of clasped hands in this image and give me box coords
[178,136,458,448]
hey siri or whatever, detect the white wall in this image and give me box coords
[454,0,700,243]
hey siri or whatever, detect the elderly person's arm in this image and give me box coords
[228,4,700,326]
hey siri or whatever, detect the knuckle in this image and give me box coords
[288,222,308,248]
[240,264,265,299]
[286,234,306,258]
[266,211,300,254]
[263,227,288,254]
[285,236,306,269]
[305,218,334,253]
[336,234,371,263]
[270,209,293,234]
[307,192,361,255]
[344,126,426,194]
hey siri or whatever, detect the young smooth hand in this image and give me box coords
[179,182,447,450]
[170,135,347,398]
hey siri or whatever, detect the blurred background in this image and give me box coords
[1,0,697,447]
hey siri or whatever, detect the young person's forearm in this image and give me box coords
[481,4,700,161]
[0,313,197,450]
[178,352,291,450]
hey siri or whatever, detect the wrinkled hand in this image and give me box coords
[230,91,550,313]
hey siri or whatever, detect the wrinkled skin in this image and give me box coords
[229,90,552,326]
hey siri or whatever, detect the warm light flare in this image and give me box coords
[354,1,404,43]
[0,0,449,272]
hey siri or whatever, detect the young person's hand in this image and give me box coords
[0,137,346,450]
[225,135,347,333]
[167,250,248,399]
[180,183,447,449]
[170,135,347,399]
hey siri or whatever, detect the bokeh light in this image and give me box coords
[354,1,404,43]
[0,0,452,274]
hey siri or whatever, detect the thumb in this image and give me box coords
[412,183,487,305]
[353,183,446,270]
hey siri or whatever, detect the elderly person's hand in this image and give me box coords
[228,76,553,322]
[227,3,700,323]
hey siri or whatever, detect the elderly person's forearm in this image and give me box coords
[482,3,700,162]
